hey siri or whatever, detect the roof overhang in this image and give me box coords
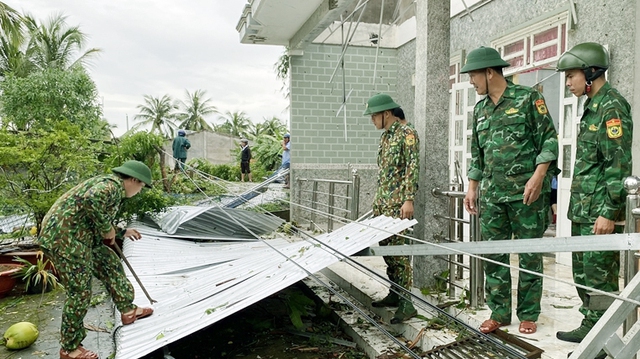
[236,0,357,49]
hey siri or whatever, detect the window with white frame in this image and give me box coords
[492,10,568,75]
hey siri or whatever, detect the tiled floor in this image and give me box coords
[327,253,619,359]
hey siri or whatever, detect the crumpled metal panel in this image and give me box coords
[114,215,417,359]
[151,206,284,239]
[0,214,33,234]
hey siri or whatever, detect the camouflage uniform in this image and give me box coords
[373,120,420,290]
[38,175,138,351]
[468,81,558,324]
[568,81,632,326]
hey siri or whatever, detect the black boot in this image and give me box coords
[557,319,593,343]
[371,291,400,308]
[390,299,417,324]
[567,349,607,359]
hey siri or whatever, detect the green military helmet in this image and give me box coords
[363,93,400,115]
[460,46,510,73]
[112,160,153,188]
[557,42,609,81]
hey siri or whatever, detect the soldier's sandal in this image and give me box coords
[121,306,154,325]
[479,318,510,334]
[59,345,98,359]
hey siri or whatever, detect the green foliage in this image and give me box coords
[252,134,283,171]
[132,94,178,138]
[12,252,63,294]
[116,187,175,223]
[189,158,240,182]
[105,131,164,169]
[177,89,217,132]
[0,67,107,137]
[285,289,314,329]
[0,122,99,228]
[169,172,226,197]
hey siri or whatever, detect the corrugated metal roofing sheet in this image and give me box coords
[150,205,284,239]
[114,215,417,358]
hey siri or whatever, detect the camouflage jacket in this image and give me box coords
[38,175,125,261]
[569,82,633,223]
[373,121,420,216]
[468,81,559,203]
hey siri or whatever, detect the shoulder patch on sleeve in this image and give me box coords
[535,99,548,115]
[405,133,415,146]
[606,118,623,139]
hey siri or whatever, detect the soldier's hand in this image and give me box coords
[400,201,414,219]
[523,174,543,205]
[593,216,615,234]
[103,227,116,245]
[464,191,478,215]
[124,228,142,241]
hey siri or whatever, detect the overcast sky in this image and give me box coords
[7,0,289,136]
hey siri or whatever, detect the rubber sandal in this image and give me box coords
[121,306,154,325]
[479,319,510,334]
[60,345,99,359]
[519,320,537,334]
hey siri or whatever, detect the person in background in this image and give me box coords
[281,133,291,189]
[172,129,191,172]
[555,43,632,359]
[364,93,420,324]
[550,175,558,225]
[240,138,252,182]
[38,160,155,359]
[462,46,559,336]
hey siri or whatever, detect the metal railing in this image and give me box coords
[431,186,484,307]
[296,169,360,232]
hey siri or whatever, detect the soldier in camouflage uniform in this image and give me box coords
[363,93,420,324]
[38,161,155,359]
[462,47,559,335]
[555,43,632,352]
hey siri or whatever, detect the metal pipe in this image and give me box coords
[328,182,336,232]
[433,214,470,224]
[351,171,360,220]
[623,176,640,341]
[432,187,466,198]
[113,241,157,304]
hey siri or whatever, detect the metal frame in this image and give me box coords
[296,169,361,232]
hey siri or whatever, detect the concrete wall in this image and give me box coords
[163,131,240,166]
[289,42,400,220]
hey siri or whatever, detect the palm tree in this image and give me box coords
[176,89,217,132]
[260,116,287,137]
[133,94,178,138]
[0,3,32,78]
[217,111,253,138]
[24,13,100,71]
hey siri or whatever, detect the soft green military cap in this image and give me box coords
[363,93,400,115]
[112,160,153,188]
[460,46,510,73]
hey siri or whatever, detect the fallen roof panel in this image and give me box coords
[114,215,417,358]
[150,206,284,239]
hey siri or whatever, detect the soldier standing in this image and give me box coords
[38,161,155,359]
[462,47,559,335]
[555,43,632,355]
[364,93,420,323]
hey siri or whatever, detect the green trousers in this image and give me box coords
[571,222,621,326]
[373,206,413,290]
[45,244,136,351]
[479,196,548,323]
